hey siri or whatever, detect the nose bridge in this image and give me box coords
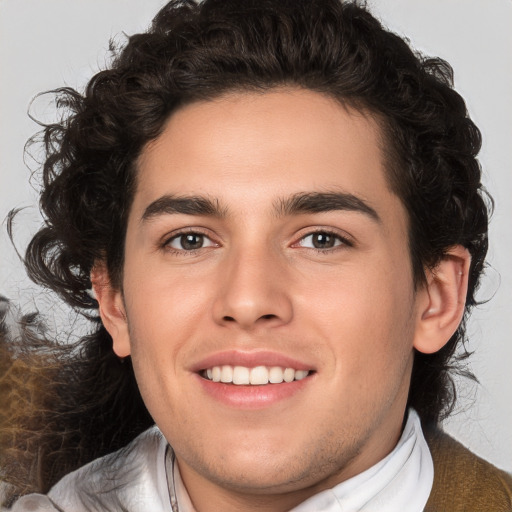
[213,241,293,329]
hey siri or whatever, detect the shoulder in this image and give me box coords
[8,427,169,512]
[424,426,512,512]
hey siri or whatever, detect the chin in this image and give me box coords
[179,429,356,496]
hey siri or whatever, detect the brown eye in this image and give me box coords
[297,231,348,250]
[311,232,336,249]
[181,234,204,250]
[167,232,215,251]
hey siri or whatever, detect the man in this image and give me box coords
[1,0,511,510]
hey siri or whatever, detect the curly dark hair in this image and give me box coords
[1,0,490,501]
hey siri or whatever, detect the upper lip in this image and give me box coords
[190,350,315,373]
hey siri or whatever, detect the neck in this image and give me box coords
[174,459,341,512]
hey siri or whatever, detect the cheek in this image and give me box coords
[122,263,214,365]
[297,262,416,363]
[125,252,208,313]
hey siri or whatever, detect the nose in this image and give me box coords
[212,249,293,330]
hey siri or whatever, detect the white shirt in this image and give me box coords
[11,409,433,512]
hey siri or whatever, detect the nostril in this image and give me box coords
[222,313,278,323]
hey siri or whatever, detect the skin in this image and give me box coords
[94,89,470,512]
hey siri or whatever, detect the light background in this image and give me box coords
[0,0,511,472]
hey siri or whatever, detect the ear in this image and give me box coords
[91,262,131,358]
[413,246,471,354]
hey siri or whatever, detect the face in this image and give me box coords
[108,89,428,508]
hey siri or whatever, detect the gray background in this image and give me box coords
[1,0,511,472]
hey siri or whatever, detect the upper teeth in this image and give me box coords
[204,365,310,385]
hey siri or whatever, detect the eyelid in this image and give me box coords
[162,227,220,252]
[168,233,216,250]
[291,227,354,249]
[159,225,353,254]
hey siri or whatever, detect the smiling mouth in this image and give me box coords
[201,365,312,385]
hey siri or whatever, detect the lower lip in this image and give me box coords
[196,374,312,409]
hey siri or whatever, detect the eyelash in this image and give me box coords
[292,229,353,253]
[162,228,353,256]
[163,229,217,256]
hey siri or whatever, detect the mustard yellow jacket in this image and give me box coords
[424,427,512,512]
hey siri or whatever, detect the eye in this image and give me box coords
[297,231,348,250]
[166,232,216,251]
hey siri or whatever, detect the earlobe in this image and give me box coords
[413,246,471,354]
[91,262,131,358]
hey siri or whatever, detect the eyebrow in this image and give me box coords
[141,195,227,222]
[141,191,380,223]
[275,192,381,222]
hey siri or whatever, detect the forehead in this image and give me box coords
[134,89,401,222]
